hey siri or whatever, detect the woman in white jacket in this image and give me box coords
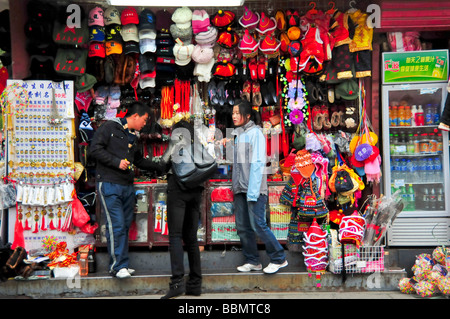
[231,100,288,274]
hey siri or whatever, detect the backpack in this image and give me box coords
[171,122,217,189]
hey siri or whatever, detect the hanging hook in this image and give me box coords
[309,2,318,14]
[349,0,357,9]
[327,1,336,14]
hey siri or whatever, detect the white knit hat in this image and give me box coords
[171,7,193,29]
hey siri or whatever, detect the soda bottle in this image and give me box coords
[437,186,445,210]
[429,187,437,210]
[425,104,434,125]
[407,184,416,211]
[433,104,440,125]
[407,134,415,154]
[416,105,424,126]
[389,134,395,155]
[422,187,430,210]
[398,106,405,126]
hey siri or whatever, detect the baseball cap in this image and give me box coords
[139,73,156,89]
[89,42,106,58]
[104,7,121,25]
[121,7,139,25]
[106,41,123,55]
[89,26,105,42]
[139,9,156,31]
[123,41,139,55]
[140,38,156,54]
[105,24,122,42]
[139,29,157,40]
[88,7,104,27]
[120,24,139,42]
[139,53,156,73]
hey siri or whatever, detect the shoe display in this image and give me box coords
[263,260,288,274]
[237,263,263,272]
[115,268,131,279]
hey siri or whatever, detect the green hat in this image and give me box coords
[76,73,97,92]
[335,79,359,100]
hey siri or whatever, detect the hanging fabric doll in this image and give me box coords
[302,218,328,287]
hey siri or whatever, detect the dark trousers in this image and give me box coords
[166,177,203,286]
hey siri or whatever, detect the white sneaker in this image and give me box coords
[127,268,135,275]
[116,268,131,279]
[237,263,262,272]
[263,260,288,274]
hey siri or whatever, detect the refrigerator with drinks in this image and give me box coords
[382,49,450,246]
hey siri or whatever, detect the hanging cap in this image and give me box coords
[256,12,276,34]
[104,7,121,25]
[88,7,104,27]
[121,7,139,25]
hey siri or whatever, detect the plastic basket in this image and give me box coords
[328,245,385,274]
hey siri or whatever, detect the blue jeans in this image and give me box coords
[234,193,286,265]
[98,182,136,275]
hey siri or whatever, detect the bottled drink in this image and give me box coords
[413,134,420,153]
[407,133,415,154]
[398,132,407,154]
[406,159,413,183]
[428,133,437,153]
[411,105,418,126]
[390,105,398,126]
[419,133,429,154]
[407,184,416,211]
[79,253,89,276]
[393,134,399,155]
[422,187,430,210]
[400,158,407,181]
[411,158,420,183]
[425,158,434,182]
[404,105,412,126]
[425,103,434,125]
[437,186,445,210]
[391,158,399,180]
[436,133,443,154]
[87,246,97,273]
[429,187,437,210]
[433,104,440,125]
[418,158,426,180]
[398,105,405,126]
[433,157,442,182]
[389,134,395,155]
[416,105,424,126]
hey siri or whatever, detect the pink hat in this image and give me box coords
[256,12,277,35]
[192,44,214,64]
[238,6,260,29]
[192,10,210,34]
[88,7,104,27]
[238,29,259,56]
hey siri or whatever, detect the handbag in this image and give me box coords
[54,48,88,76]
[53,19,89,46]
[171,129,217,189]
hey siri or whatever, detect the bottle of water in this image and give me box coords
[400,158,407,181]
[392,158,400,181]
[411,158,420,183]
[433,157,442,183]
[422,187,430,210]
[406,159,413,183]
[426,158,434,182]
[407,184,416,211]
[417,158,425,180]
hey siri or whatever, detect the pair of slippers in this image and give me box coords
[312,105,332,131]
[241,80,278,106]
[208,80,240,106]
[248,57,267,81]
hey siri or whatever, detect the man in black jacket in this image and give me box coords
[90,101,161,279]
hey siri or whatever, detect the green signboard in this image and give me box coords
[382,50,448,84]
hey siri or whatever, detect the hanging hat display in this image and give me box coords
[238,6,260,29]
[256,12,276,35]
[275,10,286,31]
[211,10,235,29]
[238,29,259,72]
[302,218,328,288]
[217,27,239,49]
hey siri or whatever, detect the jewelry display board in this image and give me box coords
[4,80,77,254]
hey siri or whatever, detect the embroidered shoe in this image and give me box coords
[263,260,288,274]
[237,263,263,272]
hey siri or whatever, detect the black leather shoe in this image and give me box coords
[161,281,185,299]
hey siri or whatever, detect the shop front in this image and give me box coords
[0,0,449,297]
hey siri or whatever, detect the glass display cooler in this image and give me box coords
[96,182,207,248]
[205,181,289,244]
[381,50,450,246]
